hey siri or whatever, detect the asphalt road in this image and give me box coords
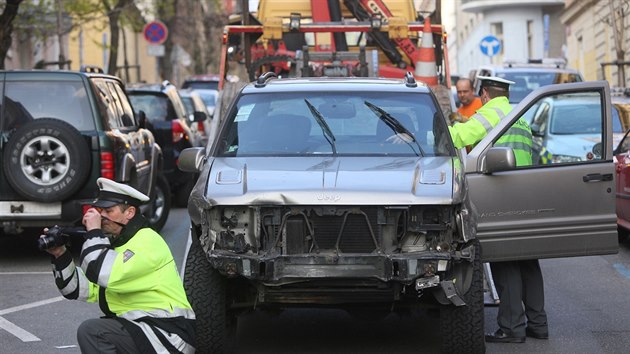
[2,207,630,353]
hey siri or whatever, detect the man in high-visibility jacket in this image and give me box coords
[449,76,547,343]
[43,178,196,353]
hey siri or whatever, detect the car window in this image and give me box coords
[518,91,606,165]
[128,94,171,122]
[196,90,218,109]
[2,80,94,131]
[181,96,194,115]
[111,83,136,127]
[618,131,630,153]
[93,79,123,129]
[499,72,583,103]
[217,91,450,157]
[183,81,219,91]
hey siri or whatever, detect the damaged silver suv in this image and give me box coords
[179,74,617,353]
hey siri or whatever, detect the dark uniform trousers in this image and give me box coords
[490,259,548,337]
[77,318,139,354]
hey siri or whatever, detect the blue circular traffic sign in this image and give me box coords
[479,35,501,57]
[143,21,168,45]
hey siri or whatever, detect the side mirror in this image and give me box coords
[193,111,207,122]
[483,147,516,174]
[178,147,206,173]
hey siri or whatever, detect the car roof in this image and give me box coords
[241,76,432,94]
[0,69,122,81]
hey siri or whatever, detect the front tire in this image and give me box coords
[440,240,485,354]
[184,233,232,354]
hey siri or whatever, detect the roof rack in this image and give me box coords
[80,65,104,73]
[404,72,417,87]
[255,72,277,88]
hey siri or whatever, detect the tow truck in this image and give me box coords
[217,0,455,116]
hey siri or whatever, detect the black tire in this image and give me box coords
[440,240,485,354]
[184,234,231,354]
[3,118,91,202]
[147,174,171,232]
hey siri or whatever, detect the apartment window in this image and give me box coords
[491,22,504,64]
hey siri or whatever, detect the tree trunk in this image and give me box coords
[0,0,23,70]
[106,0,133,75]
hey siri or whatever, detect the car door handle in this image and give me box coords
[582,173,613,182]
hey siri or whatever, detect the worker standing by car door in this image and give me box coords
[449,76,546,343]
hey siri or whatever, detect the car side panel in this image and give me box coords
[468,162,617,261]
[466,81,618,262]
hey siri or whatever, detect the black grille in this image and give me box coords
[310,208,381,253]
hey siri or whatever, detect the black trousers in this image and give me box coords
[77,318,139,354]
[490,259,548,337]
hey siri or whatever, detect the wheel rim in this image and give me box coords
[20,136,70,185]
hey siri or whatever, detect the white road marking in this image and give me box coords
[0,316,40,342]
[0,296,64,315]
[0,272,50,275]
[0,296,65,342]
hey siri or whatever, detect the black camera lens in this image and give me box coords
[37,233,66,251]
[37,226,86,251]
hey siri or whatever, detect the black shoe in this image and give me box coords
[485,329,526,343]
[526,327,549,339]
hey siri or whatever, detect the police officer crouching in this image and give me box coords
[42,178,196,353]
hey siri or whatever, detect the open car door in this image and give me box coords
[465,81,618,261]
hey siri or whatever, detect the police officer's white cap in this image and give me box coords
[91,177,150,208]
[477,76,515,90]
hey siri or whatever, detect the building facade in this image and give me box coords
[446,0,566,78]
[561,0,630,86]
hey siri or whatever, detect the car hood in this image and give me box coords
[547,133,622,160]
[201,156,460,206]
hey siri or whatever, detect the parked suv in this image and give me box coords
[179,74,617,353]
[0,67,168,234]
[127,81,200,207]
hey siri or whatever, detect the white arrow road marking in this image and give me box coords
[0,296,65,342]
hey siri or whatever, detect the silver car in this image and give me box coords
[529,93,625,164]
[179,75,617,354]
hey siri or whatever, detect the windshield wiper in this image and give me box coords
[364,101,424,156]
[304,99,337,154]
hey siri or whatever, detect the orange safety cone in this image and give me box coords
[414,17,438,86]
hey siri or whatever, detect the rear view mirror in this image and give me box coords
[317,102,356,119]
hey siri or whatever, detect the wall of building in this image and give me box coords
[561,0,630,86]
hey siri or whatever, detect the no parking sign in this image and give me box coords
[143,21,168,45]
